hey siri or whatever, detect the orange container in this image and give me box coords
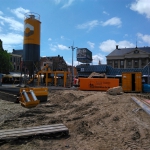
[79,78,119,91]
[122,72,142,92]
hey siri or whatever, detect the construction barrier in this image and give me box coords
[79,78,119,91]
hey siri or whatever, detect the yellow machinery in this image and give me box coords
[37,64,69,87]
[88,72,107,78]
[18,87,48,107]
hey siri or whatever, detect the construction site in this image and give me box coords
[0,12,150,150]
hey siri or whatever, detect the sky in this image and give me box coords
[0,0,150,66]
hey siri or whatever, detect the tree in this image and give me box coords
[0,40,13,73]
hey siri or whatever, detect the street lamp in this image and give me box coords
[69,45,78,87]
[147,62,150,84]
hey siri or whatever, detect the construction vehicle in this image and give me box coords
[15,63,69,107]
[88,72,107,78]
[17,87,48,107]
[37,64,69,87]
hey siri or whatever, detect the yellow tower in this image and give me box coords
[23,12,41,78]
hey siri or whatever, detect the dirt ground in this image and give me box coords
[0,89,150,150]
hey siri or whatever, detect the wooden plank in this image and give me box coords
[0,127,68,137]
[0,124,68,135]
[0,126,68,140]
[0,124,65,133]
[0,124,69,140]
[0,128,68,140]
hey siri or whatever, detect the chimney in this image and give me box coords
[116,45,118,49]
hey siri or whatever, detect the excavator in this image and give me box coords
[88,72,107,78]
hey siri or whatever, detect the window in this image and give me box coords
[141,59,146,67]
[120,60,124,68]
[134,59,139,68]
[17,66,20,70]
[107,60,113,66]
[114,60,118,68]
[127,59,132,68]
[81,68,84,72]
[134,50,139,54]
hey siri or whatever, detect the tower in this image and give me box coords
[23,12,41,78]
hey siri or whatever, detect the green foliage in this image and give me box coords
[0,50,13,73]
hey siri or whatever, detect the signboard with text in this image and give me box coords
[77,48,92,63]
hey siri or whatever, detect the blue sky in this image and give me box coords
[0,0,150,66]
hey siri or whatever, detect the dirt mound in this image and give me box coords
[0,90,150,150]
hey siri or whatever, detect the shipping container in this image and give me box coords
[122,72,142,92]
[79,78,119,91]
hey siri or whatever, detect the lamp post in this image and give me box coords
[148,62,150,84]
[69,45,77,87]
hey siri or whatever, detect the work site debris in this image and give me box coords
[107,86,123,95]
[131,96,150,115]
[0,124,69,141]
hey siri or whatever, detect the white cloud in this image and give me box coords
[0,16,23,31]
[66,60,79,66]
[10,7,30,19]
[137,33,150,44]
[103,11,109,15]
[0,33,23,51]
[54,0,61,4]
[99,40,135,52]
[87,41,95,49]
[77,17,122,31]
[49,43,69,51]
[101,17,122,27]
[66,61,71,66]
[118,41,135,48]
[76,20,99,31]
[0,21,4,26]
[49,44,57,51]
[62,0,75,8]
[124,34,128,37]
[130,0,150,19]
[48,38,52,41]
[58,44,69,50]
[99,40,116,52]
[60,35,70,41]
[73,61,78,66]
[0,33,23,44]
[0,11,3,15]
[61,36,64,39]
[54,0,75,8]
[92,54,106,64]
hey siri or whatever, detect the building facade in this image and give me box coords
[10,53,22,72]
[40,55,68,71]
[9,49,23,72]
[106,45,150,69]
